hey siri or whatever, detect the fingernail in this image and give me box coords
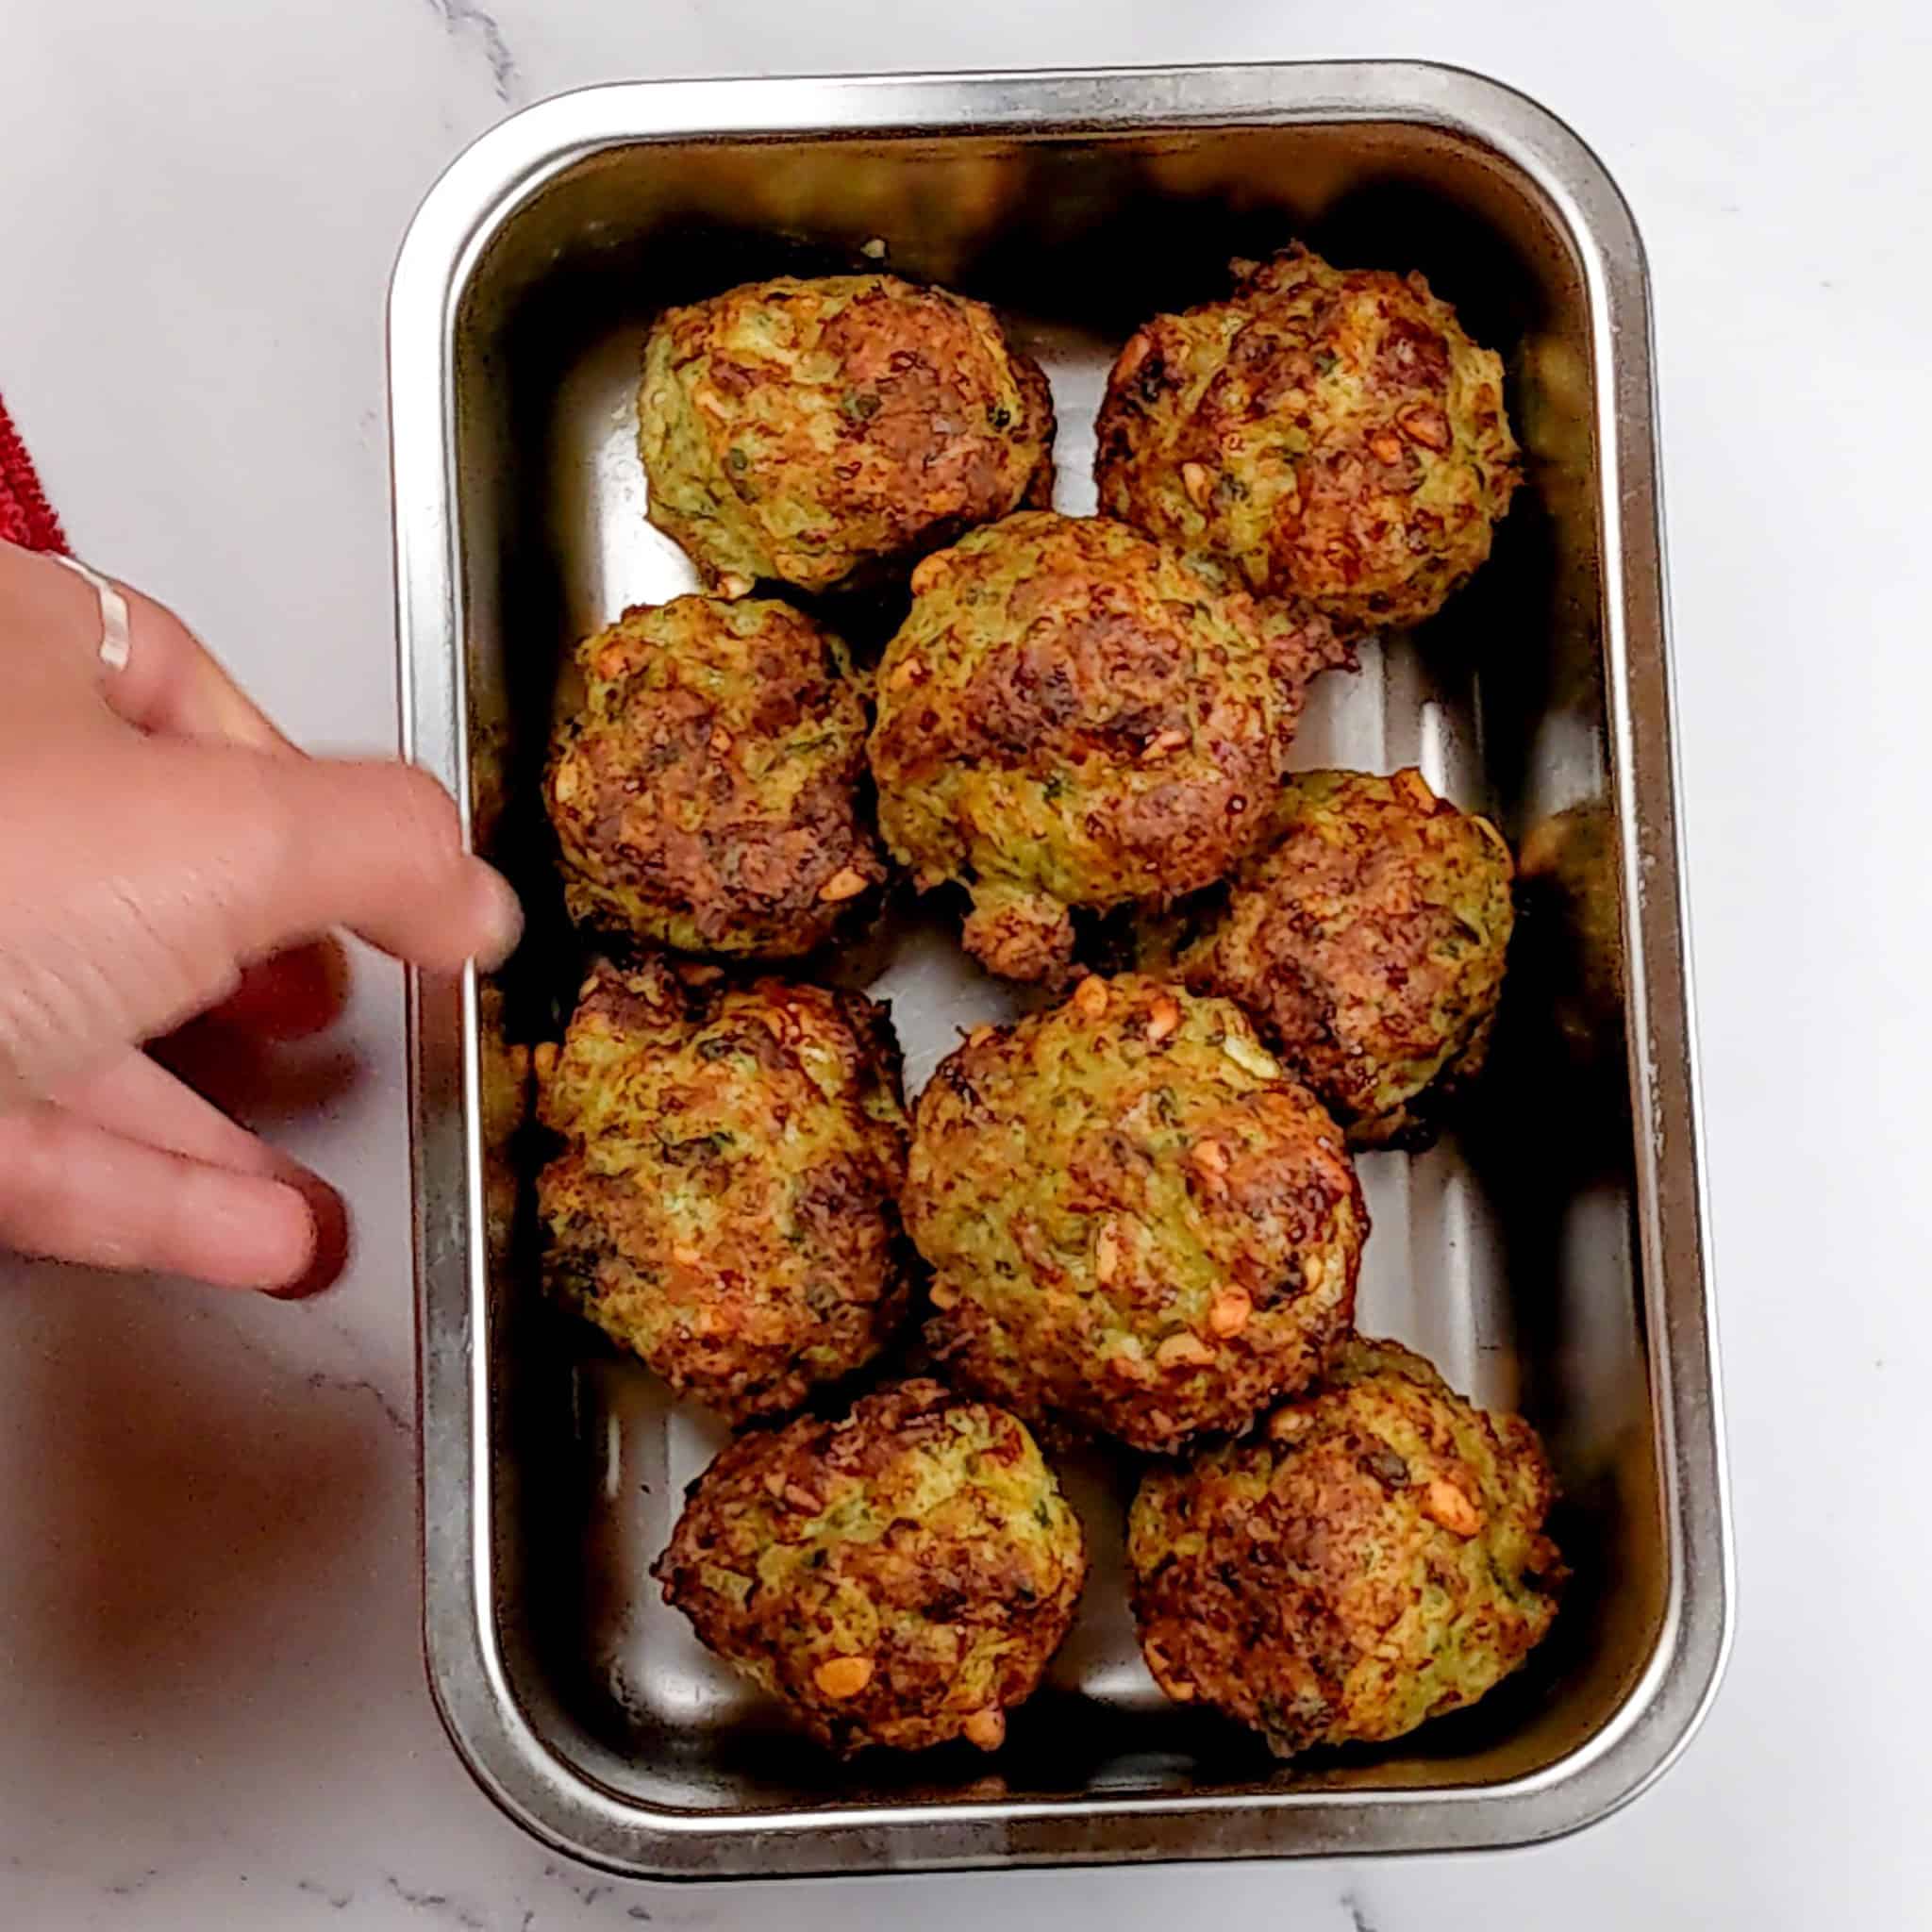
[220,937,353,1041]
[471,865,525,971]
[263,1171,352,1302]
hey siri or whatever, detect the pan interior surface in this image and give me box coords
[400,68,1721,1874]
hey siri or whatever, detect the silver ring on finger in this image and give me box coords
[44,552,131,673]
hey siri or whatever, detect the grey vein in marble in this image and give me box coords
[296,1876,356,1910]
[421,0,519,102]
[385,1874,491,1928]
[543,1859,619,1910]
[303,1364,412,1438]
[192,1292,414,1440]
[1341,1890,1385,1932]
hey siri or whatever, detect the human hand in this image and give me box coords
[0,541,521,1295]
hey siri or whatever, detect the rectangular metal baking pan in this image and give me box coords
[392,61,1732,1878]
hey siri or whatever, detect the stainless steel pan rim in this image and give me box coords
[393,59,1732,1878]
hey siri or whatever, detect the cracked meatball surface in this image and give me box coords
[1129,1338,1563,1757]
[870,510,1344,983]
[656,1378,1087,1755]
[536,958,909,1422]
[905,974,1365,1453]
[1095,246,1519,630]
[546,595,886,957]
[640,274,1054,595]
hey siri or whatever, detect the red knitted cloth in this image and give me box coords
[0,391,65,553]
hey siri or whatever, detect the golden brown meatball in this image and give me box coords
[1129,1339,1563,1757]
[1095,246,1519,630]
[640,274,1054,595]
[536,958,909,1422]
[905,974,1365,1454]
[545,595,885,958]
[1183,767,1515,1146]
[656,1379,1087,1755]
[870,511,1345,983]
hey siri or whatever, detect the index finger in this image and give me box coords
[43,562,510,994]
[199,745,525,974]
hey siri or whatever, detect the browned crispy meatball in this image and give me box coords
[640,274,1055,595]
[870,511,1346,983]
[1183,768,1515,1145]
[545,595,885,958]
[1095,246,1519,630]
[1129,1339,1564,1757]
[657,1379,1087,1755]
[536,958,909,1422]
[905,974,1366,1453]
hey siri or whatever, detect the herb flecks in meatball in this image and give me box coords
[546,594,884,958]
[641,274,1054,595]
[1129,1338,1563,1756]
[1184,767,1514,1145]
[1096,246,1518,630]
[906,974,1364,1452]
[872,511,1343,982]
[537,958,909,1422]
[657,1379,1086,1754]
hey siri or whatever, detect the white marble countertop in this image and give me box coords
[2,3,1925,1925]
